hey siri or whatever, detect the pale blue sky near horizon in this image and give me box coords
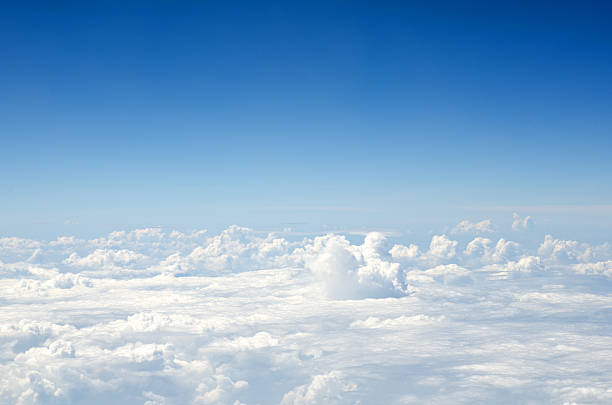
[1,1,611,240]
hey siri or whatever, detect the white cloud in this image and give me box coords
[0,225,611,404]
[350,314,444,329]
[464,237,521,264]
[211,332,279,352]
[280,371,356,405]
[0,237,41,262]
[304,233,409,299]
[389,243,420,261]
[63,249,149,269]
[451,219,494,234]
[572,260,612,277]
[538,234,590,264]
[512,213,534,231]
[195,375,248,405]
[425,234,458,261]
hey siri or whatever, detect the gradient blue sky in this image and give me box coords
[1,1,611,239]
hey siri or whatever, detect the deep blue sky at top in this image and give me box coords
[1,1,611,238]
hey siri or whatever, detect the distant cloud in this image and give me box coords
[426,234,458,260]
[304,233,407,299]
[450,219,494,234]
[1,224,611,404]
[512,213,534,231]
[280,371,356,405]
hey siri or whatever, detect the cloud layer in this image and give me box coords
[1,222,612,404]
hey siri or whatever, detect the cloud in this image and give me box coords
[451,219,494,234]
[572,260,612,277]
[149,226,298,276]
[280,371,356,405]
[63,249,149,269]
[425,234,458,261]
[195,374,248,404]
[512,213,534,231]
[464,237,521,264]
[0,237,41,262]
[304,233,408,299]
[211,332,279,352]
[350,314,444,329]
[0,226,611,404]
[389,243,420,261]
[538,235,612,264]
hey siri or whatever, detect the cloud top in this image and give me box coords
[1,224,611,404]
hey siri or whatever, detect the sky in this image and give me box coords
[2,4,612,404]
[1,1,612,239]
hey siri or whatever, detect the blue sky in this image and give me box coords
[1,1,611,239]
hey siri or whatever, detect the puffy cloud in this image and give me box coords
[493,238,521,261]
[151,226,298,276]
[280,371,356,405]
[0,225,611,404]
[464,237,521,264]
[538,235,590,264]
[211,332,279,352]
[464,237,493,257]
[483,256,543,278]
[389,243,420,261]
[512,213,534,231]
[107,227,168,245]
[507,255,542,273]
[425,234,458,261]
[572,261,612,277]
[537,235,612,267]
[18,272,92,291]
[304,233,409,299]
[0,237,41,262]
[195,375,248,405]
[418,263,473,285]
[48,236,81,247]
[451,219,494,234]
[63,249,149,269]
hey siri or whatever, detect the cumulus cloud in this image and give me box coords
[280,371,356,405]
[426,234,458,261]
[572,260,612,277]
[64,249,149,269]
[150,226,298,277]
[535,235,612,264]
[464,237,521,264]
[389,243,420,260]
[304,233,408,299]
[450,219,494,234]
[0,237,41,262]
[512,213,534,231]
[0,225,611,404]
